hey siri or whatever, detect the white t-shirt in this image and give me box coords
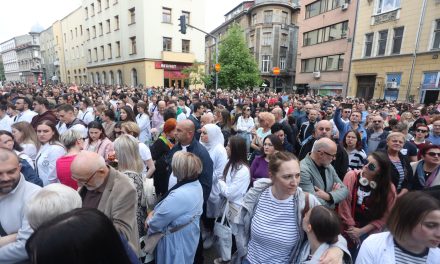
[139,142,152,174]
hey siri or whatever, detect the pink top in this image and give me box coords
[56,155,78,190]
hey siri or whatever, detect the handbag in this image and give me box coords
[142,215,197,255]
[143,177,157,210]
[213,202,233,261]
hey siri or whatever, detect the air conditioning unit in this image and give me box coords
[386,81,398,89]
[313,71,321,79]
[341,3,349,10]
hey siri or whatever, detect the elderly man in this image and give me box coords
[56,104,87,138]
[0,148,41,264]
[298,120,348,180]
[151,100,166,130]
[200,112,215,127]
[71,151,139,253]
[300,138,348,208]
[167,120,213,264]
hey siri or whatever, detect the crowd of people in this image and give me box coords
[0,82,439,264]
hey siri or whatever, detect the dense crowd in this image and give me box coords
[0,82,439,264]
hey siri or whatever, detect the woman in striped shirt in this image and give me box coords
[343,130,367,171]
[234,151,347,264]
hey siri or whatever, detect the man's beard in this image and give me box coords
[0,178,19,195]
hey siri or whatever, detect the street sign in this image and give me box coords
[273,67,280,75]
[215,63,221,72]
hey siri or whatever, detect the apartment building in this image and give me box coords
[348,0,440,103]
[206,0,300,91]
[295,0,358,96]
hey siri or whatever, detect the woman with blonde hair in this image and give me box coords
[120,121,156,178]
[250,112,275,157]
[12,121,40,160]
[114,134,146,239]
[146,151,204,264]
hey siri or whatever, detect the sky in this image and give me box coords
[0,0,243,44]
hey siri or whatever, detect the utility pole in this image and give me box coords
[178,15,218,90]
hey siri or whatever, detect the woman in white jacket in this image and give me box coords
[35,120,66,186]
[356,191,440,264]
[200,123,228,247]
[136,101,151,145]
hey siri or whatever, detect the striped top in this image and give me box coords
[391,160,405,191]
[347,149,367,170]
[394,240,428,264]
[247,188,299,263]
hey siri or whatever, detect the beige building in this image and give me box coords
[295,0,358,96]
[83,0,205,88]
[206,0,300,91]
[61,7,88,84]
[348,0,440,104]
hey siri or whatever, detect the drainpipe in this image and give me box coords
[406,0,428,101]
[345,0,360,98]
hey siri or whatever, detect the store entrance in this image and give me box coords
[164,78,185,88]
[423,90,440,105]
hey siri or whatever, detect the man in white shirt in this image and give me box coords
[56,104,88,138]
[13,97,37,123]
[0,149,41,264]
[0,102,13,132]
[78,98,95,125]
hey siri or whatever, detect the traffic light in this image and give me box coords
[178,15,187,34]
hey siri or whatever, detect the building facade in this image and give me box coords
[0,38,20,82]
[348,0,440,104]
[40,26,59,84]
[295,0,358,96]
[82,0,205,88]
[206,0,300,91]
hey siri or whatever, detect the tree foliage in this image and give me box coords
[181,61,211,89]
[217,24,261,90]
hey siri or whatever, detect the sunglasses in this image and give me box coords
[426,152,440,157]
[416,129,428,133]
[363,160,377,171]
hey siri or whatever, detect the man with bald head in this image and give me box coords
[0,148,41,264]
[298,120,349,180]
[167,119,213,263]
[200,112,215,127]
[300,138,348,209]
[71,151,139,253]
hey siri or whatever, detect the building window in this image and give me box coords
[264,10,273,24]
[70,30,73,39]
[106,19,111,33]
[99,23,103,36]
[88,49,92,62]
[364,33,374,57]
[377,30,388,56]
[305,0,343,19]
[105,0,109,9]
[281,33,288,47]
[97,0,102,12]
[80,25,83,35]
[262,32,272,46]
[100,45,105,60]
[91,3,95,16]
[130,37,136,54]
[92,26,96,38]
[432,19,440,50]
[301,54,344,72]
[376,0,400,14]
[85,7,88,19]
[252,14,257,25]
[115,41,120,57]
[182,39,190,53]
[129,8,135,24]
[261,55,271,72]
[107,43,112,58]
[163,7,172,23]
[163,37,172,51]
[86,28,90,40]
[391,27,404,54]
[303,21,348,46]
[182,11,190,24]
[114,15,119,30]
[249,34,255,47]
[281,11,288,24]
[280,56,286,70]
[94,47,98,61]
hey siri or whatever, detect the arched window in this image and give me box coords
[131,68,138,87]
[109,70,114,85]
[117,70,123,85]
[102,71,107,85]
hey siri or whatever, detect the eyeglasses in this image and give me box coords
[73,169,99,185]
[363,160,377,171]
[318,150,337,158]
[416,129,428,133]
[426,152,440,157]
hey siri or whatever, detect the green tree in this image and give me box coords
[217,23,261,90]
[0,61,5,81]
[181,61,212,89]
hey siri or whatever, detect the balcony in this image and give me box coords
[372,9,400,25]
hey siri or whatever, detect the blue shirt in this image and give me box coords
[428,133,440,145]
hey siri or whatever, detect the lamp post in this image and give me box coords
[273,67,280,93]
